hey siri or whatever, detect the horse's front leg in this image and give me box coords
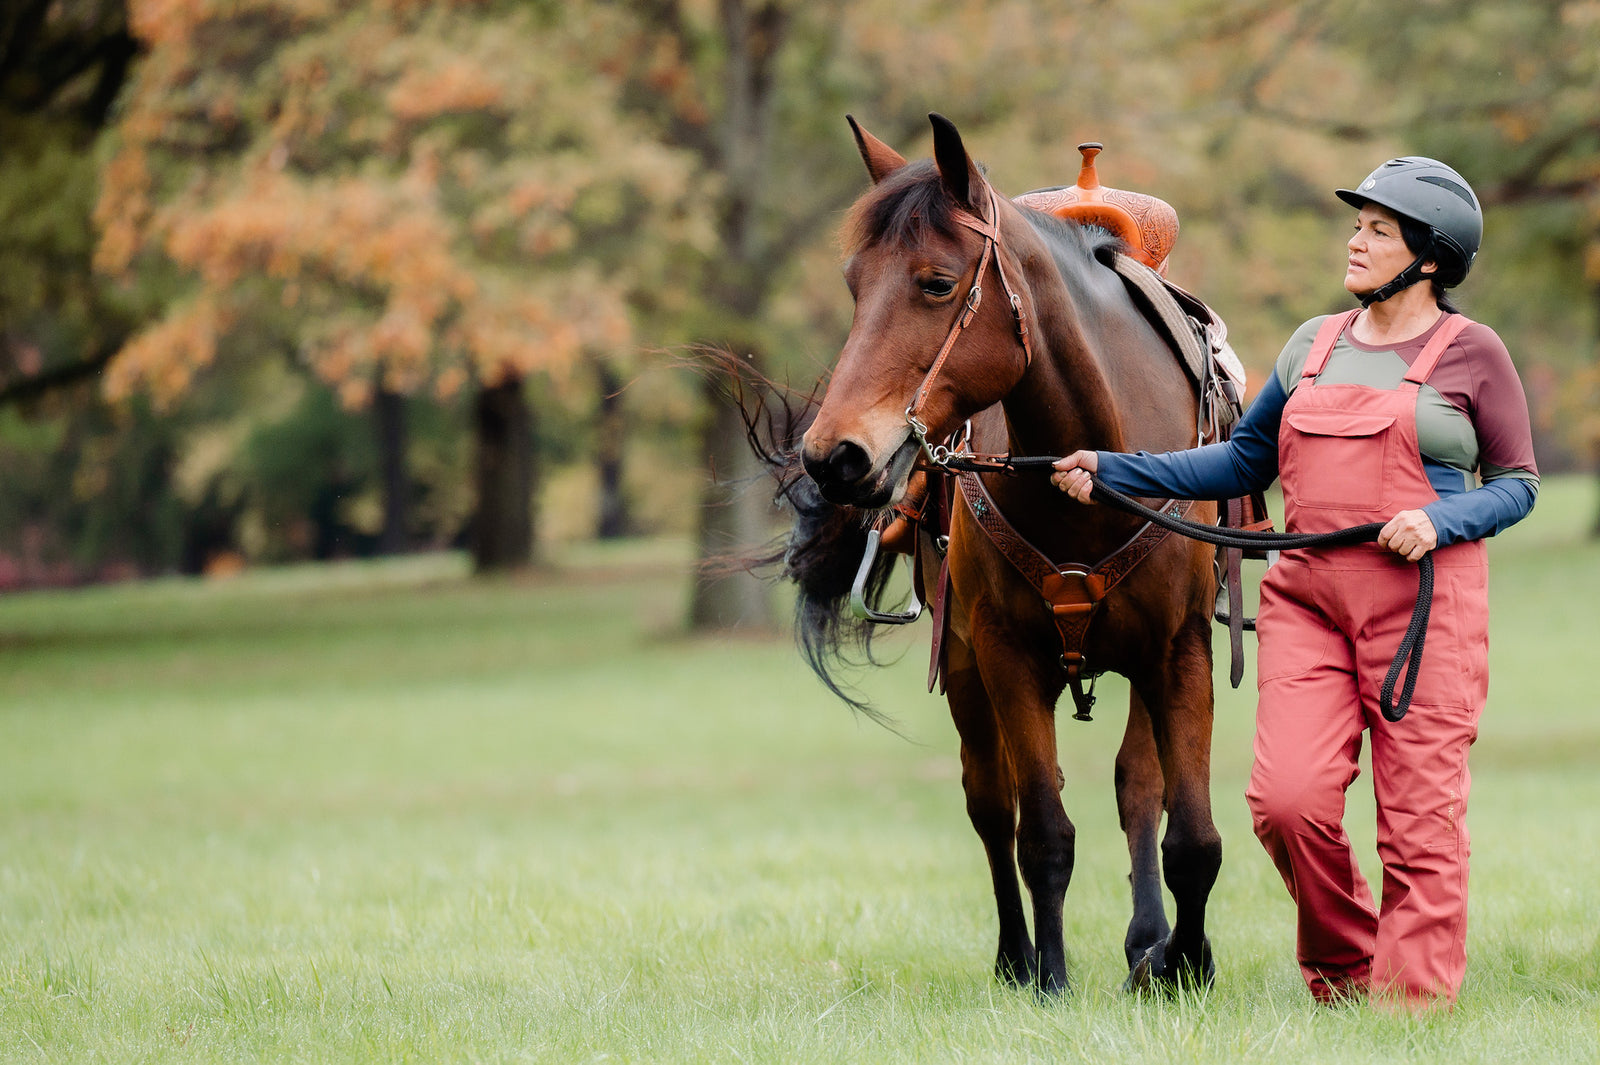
[944,634,1035,987]
[1129,611,1223,992]
[971,615,1075,995]
[1115,689,1171,970]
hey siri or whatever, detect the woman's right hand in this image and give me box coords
[1050,450,1099,504]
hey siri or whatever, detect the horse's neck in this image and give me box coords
[999,263,1127,458]
[983,225,1173,551]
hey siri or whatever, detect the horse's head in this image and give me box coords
[801,114,1035,509]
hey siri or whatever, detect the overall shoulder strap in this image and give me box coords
[1300,309,1361,381]
[1403,314,1474,385]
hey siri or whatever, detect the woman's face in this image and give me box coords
[1345,203,1433,297]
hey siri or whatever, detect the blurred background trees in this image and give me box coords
[2,0,1597,606]
[91,0,704,571]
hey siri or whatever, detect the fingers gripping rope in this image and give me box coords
[1084,475,1430,722]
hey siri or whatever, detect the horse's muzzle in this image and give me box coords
[803,436,919,509]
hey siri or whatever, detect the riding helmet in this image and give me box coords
[1336,157,1482,278]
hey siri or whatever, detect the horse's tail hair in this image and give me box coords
[707,349,909,731]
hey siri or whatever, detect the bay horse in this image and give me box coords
[791,114,1222,994]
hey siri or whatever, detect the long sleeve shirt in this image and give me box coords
[1095,314,1539,546]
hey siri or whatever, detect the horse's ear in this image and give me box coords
[847,115,906,185]
[929,112,982,208]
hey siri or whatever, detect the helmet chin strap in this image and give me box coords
[1356,251,1433,308]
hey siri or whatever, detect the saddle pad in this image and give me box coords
[1111,253,1246,425]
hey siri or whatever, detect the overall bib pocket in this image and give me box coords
[1283,408,1397,512]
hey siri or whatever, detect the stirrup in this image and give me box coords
[849,529,923,625]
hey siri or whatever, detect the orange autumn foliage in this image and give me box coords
[104,295,227,401]
[98,0,695,408]
[387,62,506,122]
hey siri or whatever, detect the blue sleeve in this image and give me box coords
[1095,373,1287,500]
[1422,477,1538,545]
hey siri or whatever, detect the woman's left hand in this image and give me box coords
[1378,509,1438,561]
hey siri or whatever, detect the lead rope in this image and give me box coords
[1084,476,1430,722]
[931,453,1431,722]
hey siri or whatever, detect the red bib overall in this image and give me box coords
[1246,310,1490,1006]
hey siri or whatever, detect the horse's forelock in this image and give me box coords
[842,161,958,257]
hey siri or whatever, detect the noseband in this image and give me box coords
[905,184,1035,462]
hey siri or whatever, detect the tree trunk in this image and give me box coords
[595,361,630,539]
[684,0,789,632]
[374,385,411,554]
[471,375,536,571]
[1592,282,1600,540]
[689,370,775,630]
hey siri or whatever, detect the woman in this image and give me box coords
[1052,157,1538,1008]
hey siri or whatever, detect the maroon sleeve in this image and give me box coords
[1455,322,1538,478]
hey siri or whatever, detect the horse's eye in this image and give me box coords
[921,278,957,299]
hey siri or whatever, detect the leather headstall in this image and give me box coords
[904,183,1034,449]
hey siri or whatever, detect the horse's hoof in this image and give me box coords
[1123,941,1161,994]
[1123,934,1214,995]
[1034,968,1070,999]
[994,949,1036,989]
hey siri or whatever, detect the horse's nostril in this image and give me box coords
[802,439,873,492]
[827,440,872,485]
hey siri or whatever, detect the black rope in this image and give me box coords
[935,454,1430,720]
[1084,477,1430,722]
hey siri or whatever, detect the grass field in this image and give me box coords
[1,479,1597,1063]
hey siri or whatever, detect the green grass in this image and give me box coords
[1,481,1597,1063]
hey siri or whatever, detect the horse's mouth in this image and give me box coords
[812,435,921,510]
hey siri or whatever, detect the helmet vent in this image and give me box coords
[1418,174,1477,209]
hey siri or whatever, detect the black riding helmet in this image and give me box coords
[1336,157,1483,307]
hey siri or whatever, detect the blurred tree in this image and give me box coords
[0,0,180,582]
[601,0,1182,629]
[373,384,411,553]
[237,379,381,561]
[1192,0,1600,526]
[591,356,631,539]
[95,0,703,571]
[1,0,137,398]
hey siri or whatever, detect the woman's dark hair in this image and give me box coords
[1397,214,1465,313]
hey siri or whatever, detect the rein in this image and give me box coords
[935,453,1431,723]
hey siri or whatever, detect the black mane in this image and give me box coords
[1020,202,1127,276]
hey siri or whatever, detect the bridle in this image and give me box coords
[904,182,1035,465]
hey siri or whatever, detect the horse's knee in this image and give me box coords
[1161,814,1222,894]
[1113,762,1163,831]
[964,787,1014,842]
[960,747,1015,829]
[1015,805,1076,889]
